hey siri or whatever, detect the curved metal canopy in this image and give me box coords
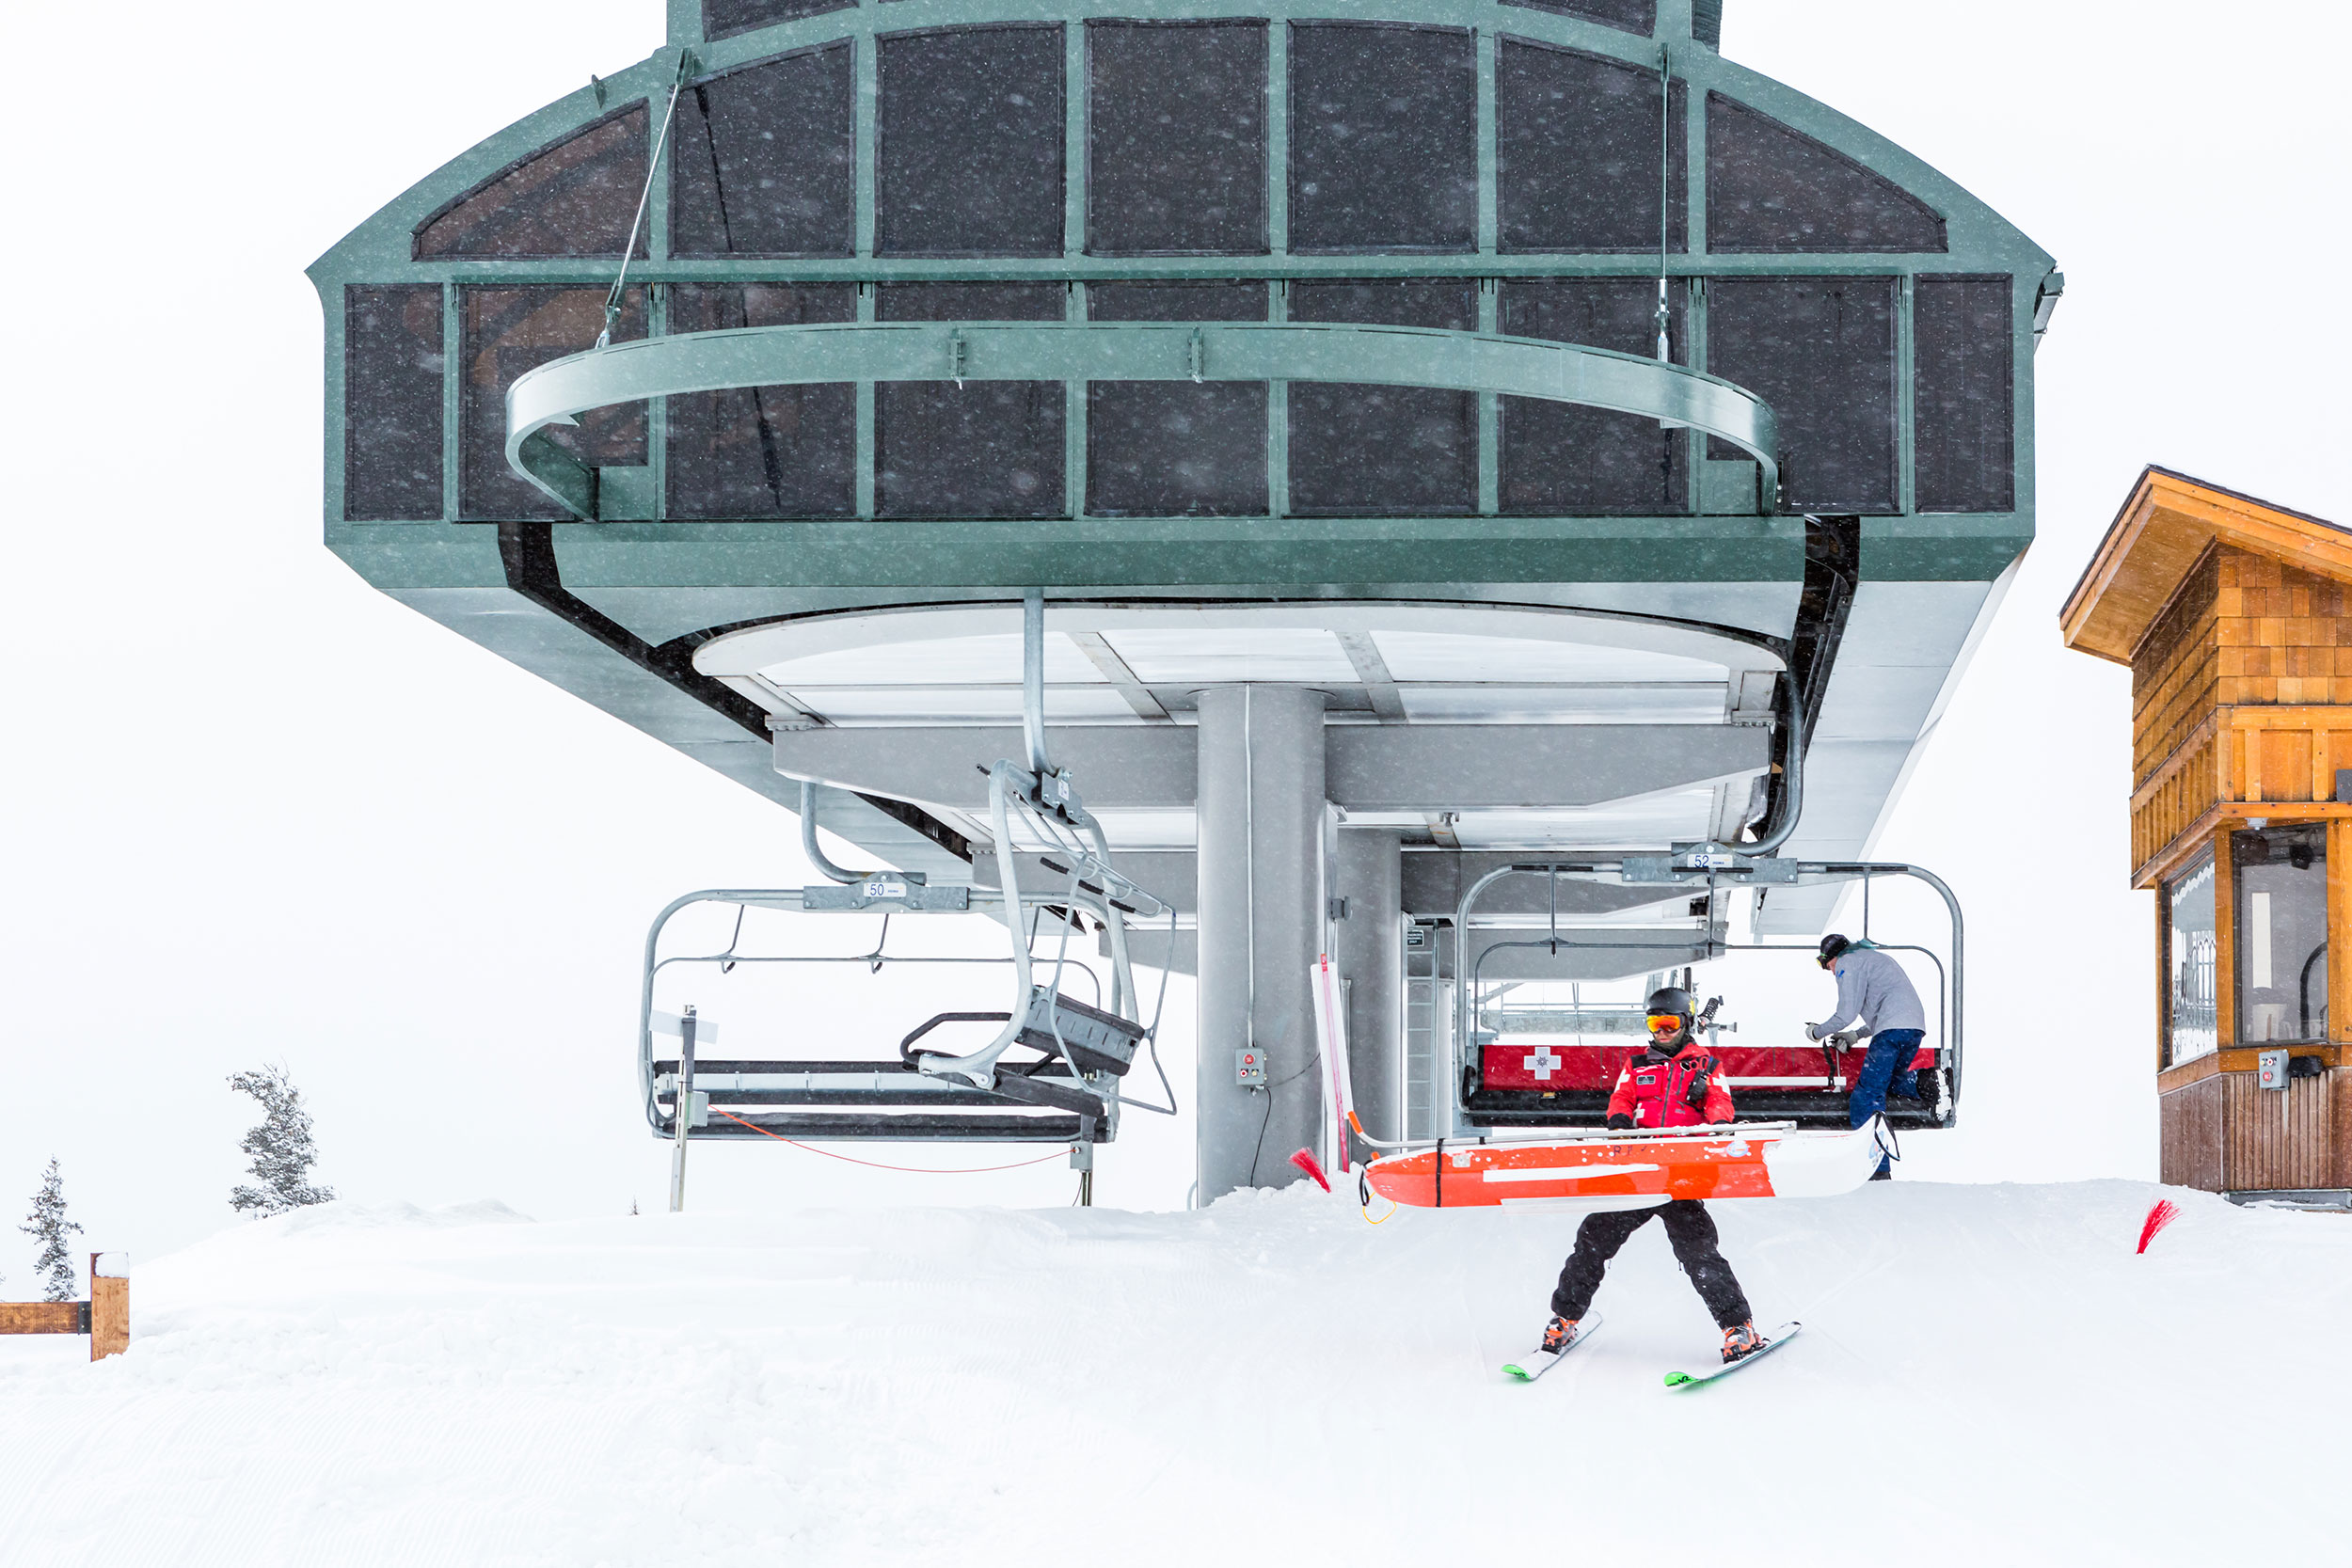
[505,321,1781,522]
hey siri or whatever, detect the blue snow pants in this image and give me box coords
[1849,1027,1925,1177]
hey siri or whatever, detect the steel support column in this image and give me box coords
[1335,828,1405,1144]
[1195,686,1327,1201]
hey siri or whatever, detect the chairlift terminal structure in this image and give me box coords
[316,0,2052,1199]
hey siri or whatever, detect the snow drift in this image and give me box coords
[2,1181,2342,1566]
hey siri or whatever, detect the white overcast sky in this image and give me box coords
[3,1,2348,1275]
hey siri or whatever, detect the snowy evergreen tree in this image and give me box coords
[228,1064,336,1216]
[20,1159,83,1303]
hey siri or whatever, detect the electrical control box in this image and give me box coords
[1236,1046,1267,1086]
[2258,1048,2288,1091]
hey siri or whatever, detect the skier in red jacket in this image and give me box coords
[1536,987,1765,1364]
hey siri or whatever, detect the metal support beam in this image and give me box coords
[1335,830,1405,1143]
[773,722,1768,814]
[1196,687,1327,1201]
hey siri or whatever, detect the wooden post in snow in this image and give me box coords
[0,1251,128,1359]
[89,1253,129,1360]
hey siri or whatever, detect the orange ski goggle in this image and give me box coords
[1645,1014,1686,1032]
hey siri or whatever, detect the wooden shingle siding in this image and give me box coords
[2163,1069,2348,1193]
[2221,1070,2336,1191]
[2131,546,2217,787]
[2129,546,2352,885]
[2159,1074,2223,1190]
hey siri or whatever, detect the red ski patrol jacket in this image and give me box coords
[1607,1038,1735,1129]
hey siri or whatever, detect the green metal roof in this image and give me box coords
[310,0,2054,897]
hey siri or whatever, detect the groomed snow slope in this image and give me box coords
[3,1181,2343,1567]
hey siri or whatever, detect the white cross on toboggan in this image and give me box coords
[1521,1046,1562,1081]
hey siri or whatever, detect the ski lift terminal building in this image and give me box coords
[315,0,2054,1198]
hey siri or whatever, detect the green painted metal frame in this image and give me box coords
[313,0,2052,572]
[307,0,2056,857]
[506,320,1782,520]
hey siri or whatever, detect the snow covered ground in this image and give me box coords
[3,1180,2342,1566]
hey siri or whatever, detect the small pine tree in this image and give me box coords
[21,1159,83,1303]
[228,1064,336,1216]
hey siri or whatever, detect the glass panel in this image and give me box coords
[1087,21,1268,256]
[1498,39,1684,254]
[1499,0,1657,34]
[665,284,856,519]
[1706,277,1897,514]
[2234,828,2328,1044]
[1087,282,1268,517]
[777,688,1137,724]
[877,26,1065,258]
[415,108,648,260]
[704,0,852,42]
[1706,92,1947,254]
[672,44,854,259]
[761,632,1104,688]
[1372,630,1723,682]
[1397,687,1726,723]
[344,286,444,521]
[1499,278,1687,515]
[1914,275,2015,514]
[2166,854,2217,1069]
[875,283,1065,518]
[1287,279,1476,516]
[1452,789,1718,850]
[459,287,645,521]
[1104,627,1357,685]
[1288,24,1476,254]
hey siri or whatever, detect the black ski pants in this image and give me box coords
[1550,1199,1752,1330]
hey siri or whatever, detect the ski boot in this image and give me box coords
[1721,1321,1765,1364]
[1541,1315,1581,1354]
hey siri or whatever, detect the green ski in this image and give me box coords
[1502,1313,1604,1382]
[1664,1321,1802,1388]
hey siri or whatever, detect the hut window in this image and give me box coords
[344,286,445,521]
[1286,279,1478,516]
[877,25,1066,258]
[672,43,856,260]
[458,286,645,521]
[1287,23,1477,254]
[2233,827,2328,1044]
[1914,276,2015,514]
[1499,277,1688,515]
[1086,281,1270,517]
[874,283,1066,518]
[1706,276,1899,515]
[415,109,648,260]
[1496,39,1686,255]
[1498,0,1657,36]
[1706,93,1947,255]
[1086,21,1269,257]
[704,0,852,43]
[2164,855,2217,1069]
[665,284,857,520]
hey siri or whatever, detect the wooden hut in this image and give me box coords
[2063,467,2352,1199]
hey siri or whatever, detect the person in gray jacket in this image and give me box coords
[1805,934,1930,1179]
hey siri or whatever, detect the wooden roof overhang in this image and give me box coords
[2061,467,2352,665]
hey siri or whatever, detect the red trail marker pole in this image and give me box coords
[2137,1198,2182,1254]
